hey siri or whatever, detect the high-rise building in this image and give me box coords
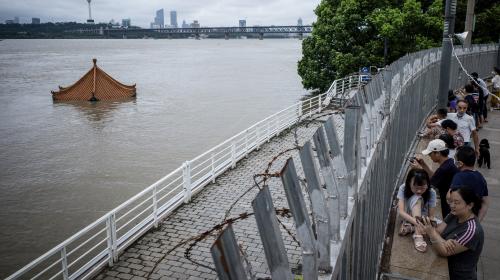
[32,17,40,24]
[13,16,20,24]
[86,0,94,23]
[181,20,189,28]
[122,18,131,28]
[190,20,200,28]
[5,19,14,24]
[297,18,303,26]
[170,11,177,28]
[154,9,164,28]
[239,20,246,28]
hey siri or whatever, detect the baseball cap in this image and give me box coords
[422,139,448,155]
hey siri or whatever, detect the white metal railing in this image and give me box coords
[6,76,362,280]
[324,74,366,107]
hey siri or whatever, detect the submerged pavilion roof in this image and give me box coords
[51,59,136,101]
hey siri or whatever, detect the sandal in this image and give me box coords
[413,234,427,253]
[399,222,414,236]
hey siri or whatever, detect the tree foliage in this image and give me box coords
[298,0,500,94]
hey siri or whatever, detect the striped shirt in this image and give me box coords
[442,215,484,280]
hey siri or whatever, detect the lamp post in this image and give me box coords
[464,0,475,47]
[437,0,457,108]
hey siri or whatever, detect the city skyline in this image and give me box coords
[0,0,320,27]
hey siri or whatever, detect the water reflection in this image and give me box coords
[53,99,136,124]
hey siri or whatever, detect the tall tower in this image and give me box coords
[154,9,164,28]
[170,10,177,28]
[86,0,94,23]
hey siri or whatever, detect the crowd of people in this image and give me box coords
[396,68,497,280]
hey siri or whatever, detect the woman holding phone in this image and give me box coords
[416,187,484,280]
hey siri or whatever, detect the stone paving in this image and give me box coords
[94,108,343,280]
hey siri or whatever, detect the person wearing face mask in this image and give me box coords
[449,146,489,221]
[441,100,479,157]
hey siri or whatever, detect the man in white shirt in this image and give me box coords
[446,100,479,156]
[492,67,500,109]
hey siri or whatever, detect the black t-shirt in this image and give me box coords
[451,170,488,198]
[431,158,459,195]
[442,215,484,280]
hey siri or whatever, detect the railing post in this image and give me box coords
[266,120,271,142]
[275,117,280,136]
[183,161,192,203]
[245,129,249,157]
[230,141,236,168]
[211,152,215,183]
[256,126,261,149]
[60,247,69,280]
[106,213,118,266]
[317,94,322,113]
[153,185,158,228]
[309,98,313,117]
[298,102,303,118]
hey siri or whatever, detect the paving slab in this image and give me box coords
[476,110,500,279]
[388,131,449,279]
[94,108,343,279]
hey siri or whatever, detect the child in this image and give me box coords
[397,168,437,252]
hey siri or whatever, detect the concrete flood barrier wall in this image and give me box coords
[7,44,497,280]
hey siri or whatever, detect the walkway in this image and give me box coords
[476,110,500,280]
[387,136,448,280]
[94,108,342,280]
[386,110,500,280]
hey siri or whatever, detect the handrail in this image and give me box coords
[6,66,364,280]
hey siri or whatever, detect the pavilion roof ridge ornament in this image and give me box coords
[51,58,136,102]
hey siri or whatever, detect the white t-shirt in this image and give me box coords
[477,78,490,97]
[492,75,500,90]
[445,113,476,142]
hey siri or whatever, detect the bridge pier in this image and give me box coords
[298,33,303,40]
[259,33,264,40]
[195,33,200,40]
[225,32,229,40]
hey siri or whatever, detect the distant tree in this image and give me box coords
[298,0,442,94]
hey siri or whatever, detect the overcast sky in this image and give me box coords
[0,0,321,27]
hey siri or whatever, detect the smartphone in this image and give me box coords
[416,216,437,227]
[430,219,437,227]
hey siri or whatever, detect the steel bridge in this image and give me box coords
[84,25,312,39]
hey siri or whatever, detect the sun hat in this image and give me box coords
[422,139,448,155]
